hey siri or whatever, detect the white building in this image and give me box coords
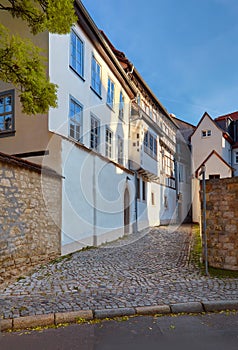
[190,111,238,222]
[191,112,235,179]
[0,1,180,254]
[0,1,140,253]
[172,116,195,223]
[100,34,179,227]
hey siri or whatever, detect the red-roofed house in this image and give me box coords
[191,111,238,222]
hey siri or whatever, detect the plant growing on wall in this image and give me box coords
[0,0,77,115]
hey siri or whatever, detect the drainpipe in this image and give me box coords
[200,165,208,276]
[93,155,97,246]
[174,159,179,223]
[134,170,138,233]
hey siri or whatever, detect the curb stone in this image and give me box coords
[55,310,93,324]
[94,308,135,319]
[1,300,238,332]
[135,305,170,315]
[170,302,204,314]
[13,314,54,330]
[0,319,13,332]
[203,300,238,312]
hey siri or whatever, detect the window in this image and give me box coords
[91,56,101,96]
[235,151,238,164]
[144,102,150,116]
[179,164,184,182]
[70,31,84,77]
[151,192,155,206]
[153,109,158,123]
[105,127,113,158]
[209,174,220,179]
[144,131,157,159]
[69,97,82,141]
[142,180,146,201]
[117,135,124,165]
[164,195,168,209]
[202,130,212,138]
[90,115,100,151]
[119,91,124,120]
[107,78,115,109]
[0,90,14,135]
[137,178,140,200]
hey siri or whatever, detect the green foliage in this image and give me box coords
[0,0,77,35]
[190,224,203,269]
[190,225,238,278]
[0,0,77,114]
[208,267,238,279]
[0,25,57,114]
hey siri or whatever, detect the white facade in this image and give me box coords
[191,112,234,223]
[128,80,178,226]
[0,1,180,255]
[45,15,140,252]
[191,113,233,179]
[174,119,194,224]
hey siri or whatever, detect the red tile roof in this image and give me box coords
[215,111,238,121]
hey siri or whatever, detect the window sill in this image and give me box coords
[118,114,125,123]
[0,130,16,138]
[106,103,115,113]
[69,66,85,82]
[90,86,102,99]
[68,135,84,145]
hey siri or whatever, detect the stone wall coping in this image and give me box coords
[0,152,62,179]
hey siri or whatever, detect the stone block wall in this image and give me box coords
[0,153,62,285]
[205,177,238,270]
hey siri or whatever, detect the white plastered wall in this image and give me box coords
[191,115,223,172]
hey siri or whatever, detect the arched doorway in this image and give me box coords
[124,188,130,235]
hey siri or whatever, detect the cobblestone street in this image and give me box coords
[1,225,238,320]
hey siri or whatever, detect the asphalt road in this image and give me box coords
[1,311,238,350]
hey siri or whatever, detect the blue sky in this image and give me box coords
[82,0,238,126]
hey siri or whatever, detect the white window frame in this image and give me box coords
[151,192,155,206]
[0,90,14,136]
[137,177,140,200]
[202,129,212,138]
[117,135,124,165]
[164,195,168,209]
[119,91,124,120]
[69,96,83,142]
[105,126,113,159]
[179,163,184,183]
[142,180,146,202]
[90,115,100,151]
[107,77,115,109]
[235,151,238,164]
[144,131,157,159]
[91,56,101,96]
[70,30,84,78]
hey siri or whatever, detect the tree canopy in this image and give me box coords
[0,0,77,115]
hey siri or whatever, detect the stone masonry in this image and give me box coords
[205,177,238,270]
[0,153,62,285]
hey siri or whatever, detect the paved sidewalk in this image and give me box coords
[1,225,238,322]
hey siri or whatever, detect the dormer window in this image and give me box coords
[202,130,211,138]
[235,151,238,164]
